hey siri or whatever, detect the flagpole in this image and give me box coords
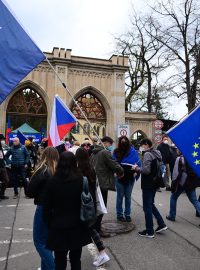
[77,121,94,141]
[45,57,105,146]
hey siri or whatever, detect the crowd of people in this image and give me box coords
[0,133,200,270]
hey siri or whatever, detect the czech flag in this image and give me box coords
[48,95,77,147]
[5,116,11,144]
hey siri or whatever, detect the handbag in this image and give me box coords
[96,179,108,216]
[80,176,96,227]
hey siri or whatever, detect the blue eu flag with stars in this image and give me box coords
[167,105,200,178]
[0,0,45,104]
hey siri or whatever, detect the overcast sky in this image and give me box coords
[5,0,187,120]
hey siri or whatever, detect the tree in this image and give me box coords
[115,14,170,116]
[147,0,200,112]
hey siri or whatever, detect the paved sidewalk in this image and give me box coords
[0,184,200,270]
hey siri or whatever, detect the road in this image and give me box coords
[0,182,200,270]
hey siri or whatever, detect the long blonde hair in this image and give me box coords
[34,146,59,176]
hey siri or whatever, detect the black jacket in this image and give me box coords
[0,145,5,168]
[43,174,91,251]
[157,143,172,164]
[27,167,51,205]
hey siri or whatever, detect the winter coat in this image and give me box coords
[113,146,141,185]
[157,143,172,164]
[140,148,162,189]
[0,145,5,168]
[43,174,91,251]
[27,167,52,205]
[91,145,123,191]
[5,144,29,167]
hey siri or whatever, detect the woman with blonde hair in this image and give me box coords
[27,147,59,270]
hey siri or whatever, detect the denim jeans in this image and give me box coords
[116,179,134,218]
[11,166,27,195]
[33,205,55,270]
[142,189,165,234]
[169,187,200,219]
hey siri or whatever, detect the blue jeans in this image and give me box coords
[116,179,134,217]
[169,187,200,219]
[142,189,165,234]
[33,205,55,270]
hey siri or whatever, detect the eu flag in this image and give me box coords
[17,130,27,145]
[167,105,200,177]
[0,0,45,104]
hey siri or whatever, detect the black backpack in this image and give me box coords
[80,176,96,227]
[151,158,165,188]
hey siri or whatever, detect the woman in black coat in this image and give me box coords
[43,151,91,270]
[76,148,110,267]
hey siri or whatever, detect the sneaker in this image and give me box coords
[93,253,110,267]
[117,216,126,222]
[125,216,132,222]
[166,215,175,222]
[138,230,154,238]
[13,194,19,199]
[155,224,168,233]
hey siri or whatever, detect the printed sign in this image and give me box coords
[117,124,130,138]
[153,120,164,129]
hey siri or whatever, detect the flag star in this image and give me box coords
[192,151,198,157]
[193,143,199,149]
[194,159,200,165]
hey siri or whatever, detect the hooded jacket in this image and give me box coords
[90,145,123,191]
[140,148,162,189]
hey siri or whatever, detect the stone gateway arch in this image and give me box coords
[0,48,156,143]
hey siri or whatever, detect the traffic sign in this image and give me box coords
[117,124,130,138]
[154,134,162,143]
[154,129,162,135]
[153,120,164,129]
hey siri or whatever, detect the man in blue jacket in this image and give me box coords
[5,137,29,198]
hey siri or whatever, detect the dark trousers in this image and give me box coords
[95,189,108,232]
[142,188,165,234]
[89,228,105,252]
[54,248,82,270]
[0,167,9,197]
[11,166,27,195]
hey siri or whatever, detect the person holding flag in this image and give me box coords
[166,151,200,222]
[166,105,200,223]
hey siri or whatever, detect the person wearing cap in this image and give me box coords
[0,134,9,200]
[5,137,29,198]
[81,139,91,152]
[91,136,123,237]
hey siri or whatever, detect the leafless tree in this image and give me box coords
[147,0,200,112]
[115,14,170,116]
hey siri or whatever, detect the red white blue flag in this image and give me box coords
[48,95,77,147]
